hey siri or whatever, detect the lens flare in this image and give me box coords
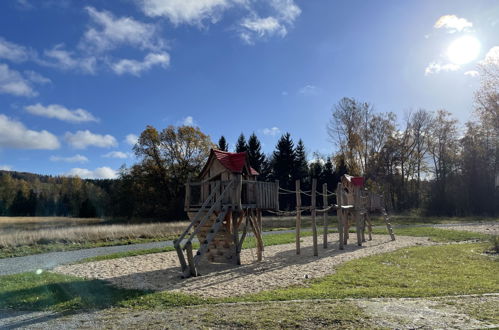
[447,36,481,65]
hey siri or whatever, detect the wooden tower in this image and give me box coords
[175,149,279,278]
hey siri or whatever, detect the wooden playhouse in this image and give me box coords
[175,149,279,278]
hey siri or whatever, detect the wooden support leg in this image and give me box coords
[323,183,328,249]
[185,242,198,277]
[356,212,362,246]
[366,213,373,241]
[311,178,318,257]
[338,209,344,250]
[232,211,241,265]
[360,213,367,243]
[343,213,350,245]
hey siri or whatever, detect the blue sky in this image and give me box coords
[0,0,498,178]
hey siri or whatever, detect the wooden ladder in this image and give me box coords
[187,205,230,276]
[175,180,233,278]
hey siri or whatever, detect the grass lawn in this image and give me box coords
[1,238,497,311]
[77,226,495,263]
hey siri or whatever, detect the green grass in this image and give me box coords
[1,242,497,311]
[373,227,493,242]
[226,243,499,303]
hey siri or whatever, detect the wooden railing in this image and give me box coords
[184,178,279,211]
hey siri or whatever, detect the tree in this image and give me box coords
[270,133,295,189]
[235,133,248,153]
[218,136,229,151]
[293,139,309,182]
[247,133,266,177]
[132,125,214,218]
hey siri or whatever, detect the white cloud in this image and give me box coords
[0,165,12,171]
[42,44,97,74]
[50,154,89,163]
[0,37,31,62]
[239,0,300,44]
[271,0,301,24]
[81,7,165,53]
[0,114,60,149]
[25,103,99,123]
[434,15,472,33]
[182,115,195,126]
[263,126,281,136]
[24,71,51,85]
[137,0,231,25]
[125,133,139,146]
[240,16,286,44]
[65,130,117,149]
[464,70,479,77]
[111,52,170,76]
[424,62,460,75]
[298,84,320,95]
[103,151,128,159]
[66,166,117,179]
[0,63,37,97]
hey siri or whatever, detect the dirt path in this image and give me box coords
[54,235,433,298]
[1,294,497,329]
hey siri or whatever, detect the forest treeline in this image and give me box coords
[1,58,497,219]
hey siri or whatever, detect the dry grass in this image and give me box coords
[0,216,103,224]
[0,222,190,248]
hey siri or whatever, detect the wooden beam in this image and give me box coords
[311,178,318,256]
[295,179,301,255]
[337,184,344,250]
[322,182,328,249]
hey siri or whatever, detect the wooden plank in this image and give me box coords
[295,179,301,255]
[323,183,328,249]
[274,180,279,210]
[311,178,318,256]
[337,184,344,250]
[355,187,362,246]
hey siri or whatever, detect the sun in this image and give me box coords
[447,36,481,65]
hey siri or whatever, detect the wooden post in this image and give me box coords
[257,209,263,250]
[184,175,191,212]
[337,184,344,250]
[355,188,362,246]
[311,178,318,256]
[232,210,240,265]
[185,242,197,277]
[322,183,328,249]
[275,180,280,211]
[295,179,301,255]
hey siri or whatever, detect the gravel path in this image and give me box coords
[54,235,433,298]
[1,294,497,329]
[0,240,177,276]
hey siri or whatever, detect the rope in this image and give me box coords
[315,204,338,213]
[278,187,296,193]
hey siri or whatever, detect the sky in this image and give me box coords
[0,0,498,179]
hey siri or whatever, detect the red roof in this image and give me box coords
[351,177,364,187]
[211,149,259,175]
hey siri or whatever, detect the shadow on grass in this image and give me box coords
[0,273,151,328]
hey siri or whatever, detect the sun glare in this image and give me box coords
[447,36,481,65]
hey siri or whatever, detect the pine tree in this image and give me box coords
[293,139,309,182]
[247,133,266,176]
[270,133,295,189]
[218,136,229,151]
[235,133,248,152]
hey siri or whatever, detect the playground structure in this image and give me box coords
[175,149,395,278]
[175,149,279,278]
